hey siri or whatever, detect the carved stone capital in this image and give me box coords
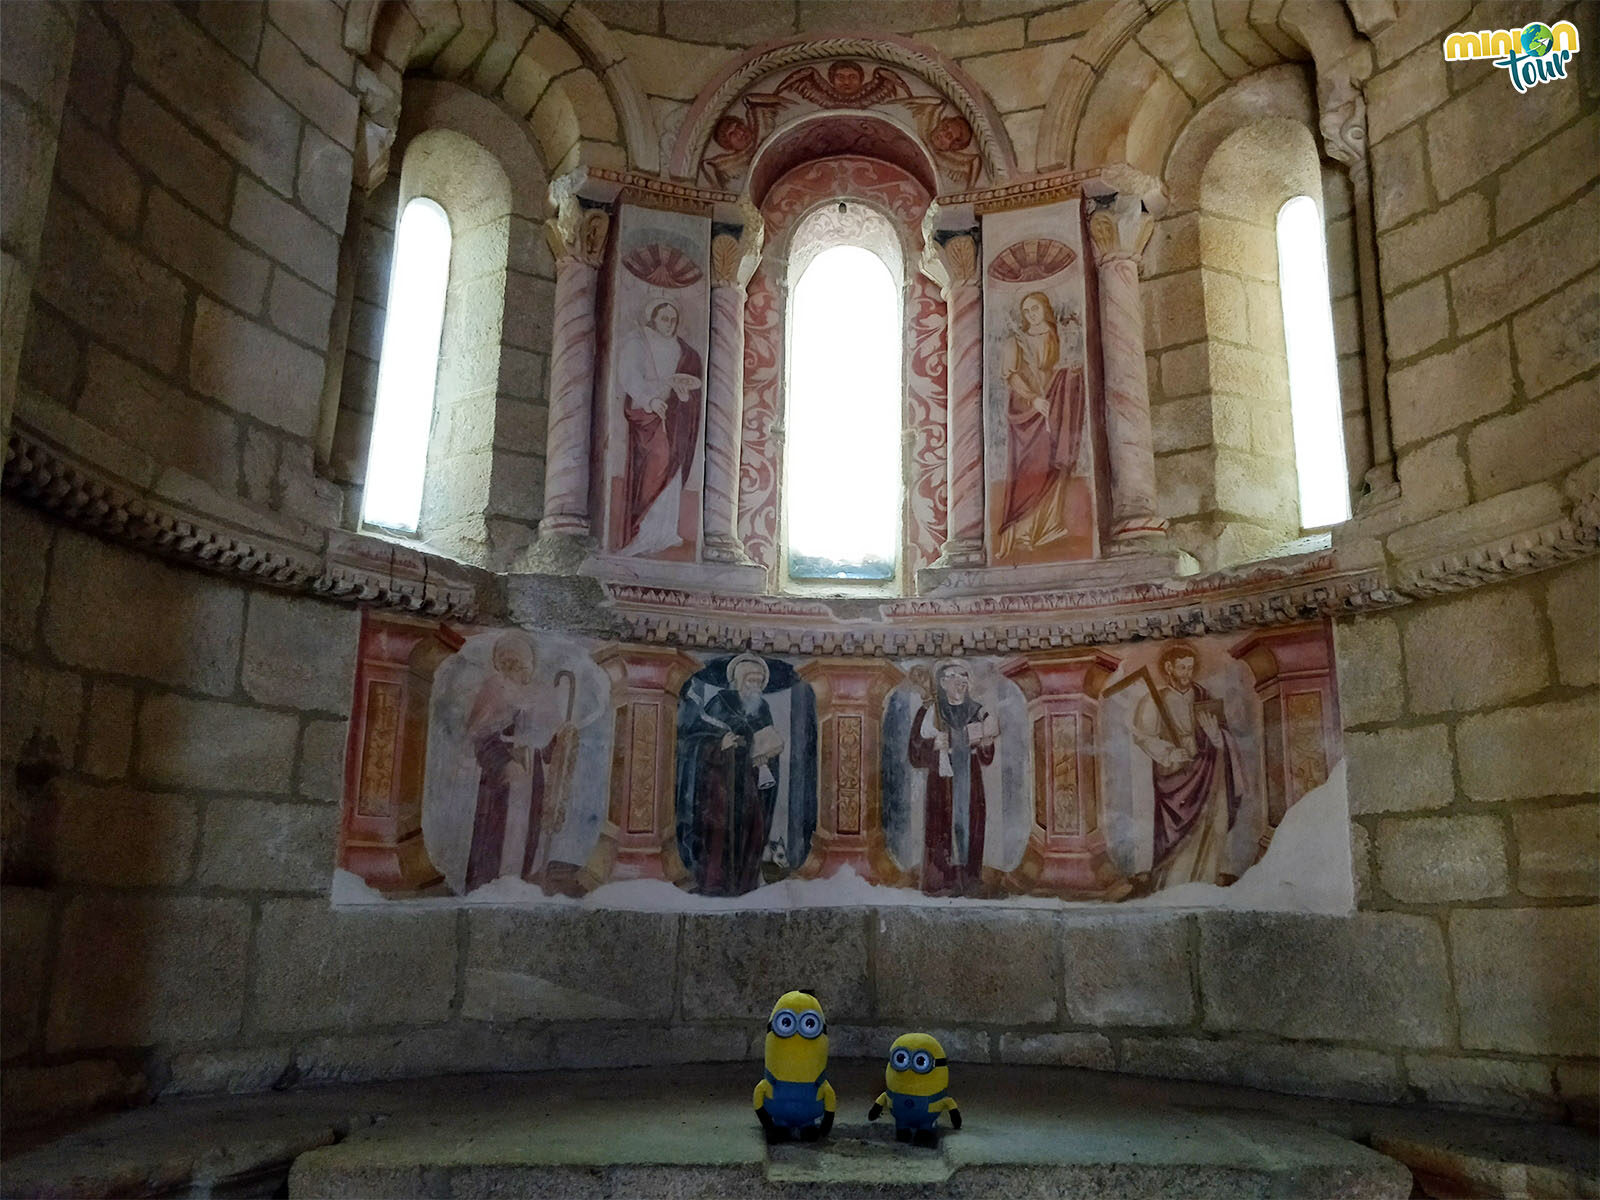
[1087,194,1153,267]
[1317,68,1369,185]
[352,60,400,192]
[545,178,610,270]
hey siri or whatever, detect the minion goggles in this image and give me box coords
[890,1047,948,1073]
[768,1009,826,1038]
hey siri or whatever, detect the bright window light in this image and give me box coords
[1276,195,1351,528]
[786,244,901,580]
[363,197,452,533]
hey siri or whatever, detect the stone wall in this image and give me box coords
[1363,0,1598,529]
[4,500,1594,1126]
[1,0,1595,1134]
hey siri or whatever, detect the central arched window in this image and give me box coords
[783,205,904,588]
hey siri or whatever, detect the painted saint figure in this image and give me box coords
[996,291,1085,560]
[618,300,703,556]
[907,662,997,895]
[1130,643,1245,889]
[681,654,786,895]
[463,632,553,893]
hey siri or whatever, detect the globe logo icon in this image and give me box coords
[1521,22,1554,55]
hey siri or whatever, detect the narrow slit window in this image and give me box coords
[363,197,452,533]
[786,244,901,581]
[1276,194,1351,528]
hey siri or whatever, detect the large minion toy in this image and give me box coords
[753,990,836,1143]
[868,1032,961,1146]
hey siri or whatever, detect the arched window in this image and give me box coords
[362,197,451,532]
[1276,194,1350,528]
[783,205,905,589]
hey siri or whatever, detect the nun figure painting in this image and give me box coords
[907,662,999,895]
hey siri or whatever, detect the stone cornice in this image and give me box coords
[1392,491,1600,598]
[3,423,486,621]
[590,552,1403,656]
[8,420,1596,653]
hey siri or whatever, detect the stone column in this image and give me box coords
[1088,195,1168,545]
[1001,649,1125,898]
[1321,75,1399,506]
[1230,624,1339,843]
[588,645,700,886]
[795,660,906,884]
[703,218,763,564]
[932,233,986,567]
[537,189,610,541]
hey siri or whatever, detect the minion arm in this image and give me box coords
[752,1077,773,1111]
[867,1091,888,1120]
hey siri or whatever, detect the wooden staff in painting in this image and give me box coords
[536,669,580,874]
[1106,644,1245,892]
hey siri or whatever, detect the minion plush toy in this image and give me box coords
[868,1032,961,1146]
[753,990,836,1143]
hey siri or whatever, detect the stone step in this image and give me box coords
[4,1064,1594,1199]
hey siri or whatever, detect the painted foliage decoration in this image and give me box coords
[338,614,1345,912]
[600,203,712,562]
[701,58,984,193]
[980,199,1097,566]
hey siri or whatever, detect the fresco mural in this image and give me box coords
[600,202,711,562]
[421,629,612,896]
[337,617,1341,910]
[981,198,1097,565]
[675,654,819,895]
[881,661,1031,895]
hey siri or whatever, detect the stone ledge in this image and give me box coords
[7,409,1597,654]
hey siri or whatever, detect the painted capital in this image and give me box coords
[545,201,609,269]
[1087,194,1153,267]
[933,232,980,291]
[710,210,764,289]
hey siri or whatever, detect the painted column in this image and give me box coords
[588,645,700,886]
[537,190,610,539]
[1001,648,1125,898]
[933,232,986,566]
[703,218,763,563]
[795,660,906,884]
[1088,195,1168,545]
[1230,624,1340,847]
[338,617,455,893]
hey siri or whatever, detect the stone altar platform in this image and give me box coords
[4,1064,1596,1198]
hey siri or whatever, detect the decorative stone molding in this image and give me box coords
[1394,492,1600,598]
[590,551,1403,657]
[3,425,484,619]
[670,35,1015,186]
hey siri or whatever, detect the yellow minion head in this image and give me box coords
[763,990,829,1082]
[885,1031,949,1097]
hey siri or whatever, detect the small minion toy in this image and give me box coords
[753,990,836,1143]
[868,1032,961,1146]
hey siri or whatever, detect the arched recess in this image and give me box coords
[738,153,939,579]
[352,0,658,180]
[669,34,1017,192]
[1038,0,1370,177]
[326,79,556,568]
[1143,65,1367,570]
